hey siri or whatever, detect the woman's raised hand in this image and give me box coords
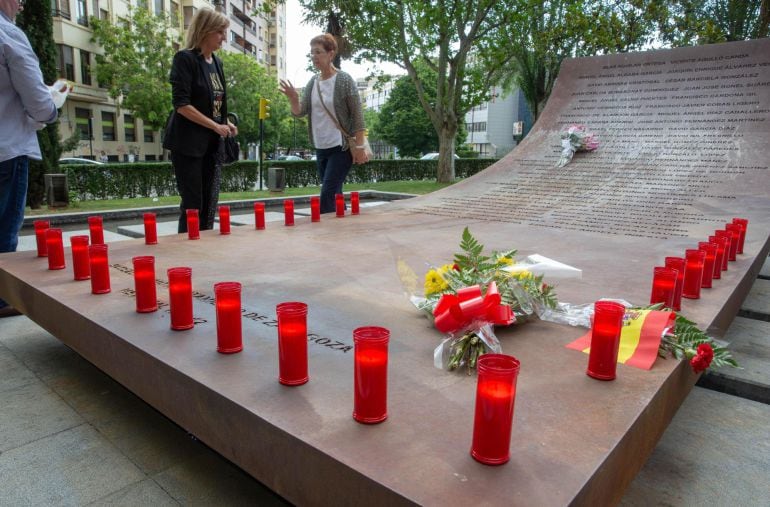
[279,79,298,101]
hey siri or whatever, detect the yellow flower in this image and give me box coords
[424,268,449,296]
[497,256,515,266]
[513,270,533,280]
[437,263,455,276]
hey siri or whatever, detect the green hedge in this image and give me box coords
[62,158,497,200]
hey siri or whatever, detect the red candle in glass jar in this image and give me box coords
[45,228,65,270]
[310,196,320,222]
[186,209,200,240]
[214,282,242,353]
[89,244,111,294]
[254,202,265,230]
[470,354,520,465]
[168,267,193,330]
[712,233,730,272]
[664,257,685,311]
[697,242,717,288]
[707,236,725,279]
[70,235,90,280]
[34,220,50,257]
[143,213,158,245]
[353,326,389,424]
[725,223,741,261]
[276,302,309,385]
[650,267,677,307]
[682,249,705,299]
[351,191,360,215]
[732,218,748,254]
[586,301,625,380]
[88,216,104,245]
[335,193,345,217]
[284,199,295,226]
[132,256,157,313]
[219,205,231,235]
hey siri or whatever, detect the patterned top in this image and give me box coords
[295,70,365,151]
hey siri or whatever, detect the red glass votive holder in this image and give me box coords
[284,199,295,226]
[711,234,730,272]
[470,354,520,465]
[45,228,65,270]
[697,242,717,289]
[168,267,193,330]
[89,244,111,294]
[310,196,320,222]
[351,191,360,215]
[732,218,748,254]
[214,282,243,353]
[682,249,705,299]
[707,236,725,279]
[70,235,90,281]
[132,256,157,313]
[276,302,309,386]
[88,216,104,245]
[335,193,344,217]
[219,205,231,235]
[254,202,265,230]
[650,267,677,308]
[725,223,741,261]
[186,209,200,240]
[664,257,685,311]
[34,220,50,257]
[587,301,626,380]
[353,326,389,424]
[143,213,158,245]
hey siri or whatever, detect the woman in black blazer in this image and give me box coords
[164,8,237,233]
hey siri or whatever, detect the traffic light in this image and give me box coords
[259,98,270,120]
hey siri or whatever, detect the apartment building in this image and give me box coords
[54,0,286,162]
[464,86,533,158]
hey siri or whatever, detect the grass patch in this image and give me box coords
[25,180,455,215]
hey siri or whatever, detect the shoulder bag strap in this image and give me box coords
[316,76,351,139]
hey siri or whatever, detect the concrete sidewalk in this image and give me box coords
[1,207,768,504]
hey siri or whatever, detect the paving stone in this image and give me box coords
[0,343,37,393]
[760,255,770,278]
[88,478,178,507]
[228,211,291,226]
[621,387,770,506]
[153,446,289,506]
[0,425,145,506]
[16,229,133,252]
[740,278,770,317]
[0,379,82,452]
[117,220,219,239]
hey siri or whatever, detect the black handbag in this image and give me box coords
[218,112,240,164]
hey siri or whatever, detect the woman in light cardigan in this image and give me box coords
[279,33,368,213]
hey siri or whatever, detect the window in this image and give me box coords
[75,108,92,139]
[52,0,71,19]
[124,114,135,142]
[170,1,179,22]
[76,0,88,26]
[57,45,75,81]
[143,127,154,143]
[80,50,91,86]
[154,0,164,16]
[183,6,195,28]
[102,111,115,141]
[466,122,487,133]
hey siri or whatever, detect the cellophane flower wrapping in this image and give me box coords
[556,124,599,167]
[398,228,558,373]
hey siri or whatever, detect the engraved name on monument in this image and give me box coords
[410,40,770,239]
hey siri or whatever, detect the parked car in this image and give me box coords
[420,152,459,160]
[275,155,303,161]
[59,157,104,165]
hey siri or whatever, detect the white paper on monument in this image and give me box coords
[503,254,582,280]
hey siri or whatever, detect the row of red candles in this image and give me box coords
[584,217,750,383]
[29,193,516,466]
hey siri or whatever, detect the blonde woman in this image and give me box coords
[279,33,367,214]
[163,8,237,232]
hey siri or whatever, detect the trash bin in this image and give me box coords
[45,173,69,207]
[268,167,286,192]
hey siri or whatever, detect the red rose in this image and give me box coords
[452,263,460,271]
[690,354,709,373]
[697,343,714,362]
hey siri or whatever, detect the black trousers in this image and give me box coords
[172,142,219,234]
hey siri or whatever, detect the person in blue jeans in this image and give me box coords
[279,33,369,213]
[0,0,60,317]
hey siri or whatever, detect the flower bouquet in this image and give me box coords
[411,228,558,373]
[659,310,738,373]
[556,124,599,167]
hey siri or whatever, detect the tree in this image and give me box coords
[90,6,179,130]
[656,0,769,46]
[16,0,62,209]
[378,73,439,158]
[295,0,523,182]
